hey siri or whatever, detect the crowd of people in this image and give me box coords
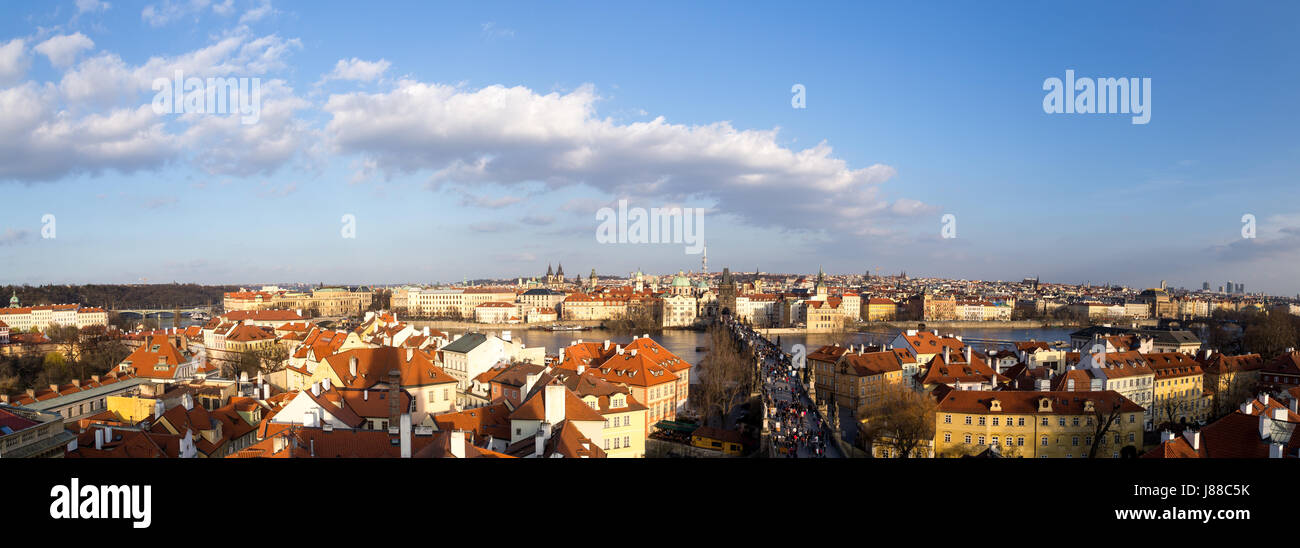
[729,321,835,458]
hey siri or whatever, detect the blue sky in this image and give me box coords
[1,1,1298,294]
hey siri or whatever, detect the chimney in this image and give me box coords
[450,430,465,458]
[943,346,950,362]
[1182,429,1200,451]
[423,326,430,337]
[1259,412,1271,440]
[348,356,359,377]
[523,372,540,396]
[1270,442,1285,458]
[1160,430,1174,443]
[544,384,565,425]
[363,389,369,401]
[1274,408,1288,421]
[311,382,321,397]
[399,413,412,458]
[603,340,610,351]
[154,399,164,419]
[1067,378,1075,391]
[94,429,104,450]
[534,427,547,457]
[322,378,331,392]
[963,346,972,363]
[630,349,638,357]
[406,348,414,362]
[558,347,566,362]
[1290,398,1298,414]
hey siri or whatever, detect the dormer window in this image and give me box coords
[989,399,1002,412]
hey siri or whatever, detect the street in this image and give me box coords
[730,321,844,458]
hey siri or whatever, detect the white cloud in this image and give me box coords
[76,0,111,14]
[239,0,275,24]
[0,29,307,183]
[143,0,237,26]
[211,0,235,16]
[324,81,921,236]
[323,57,390,82]
[0,83,178,181]
[35,33,95,68]
[0,39,29,86]
[481,22,515,39]
[58,28,301,105]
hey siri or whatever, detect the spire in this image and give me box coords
[546,264,553,277]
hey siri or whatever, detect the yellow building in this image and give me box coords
[1198,352,1264,416]
[809,345,910,416]
[935,390,1145,458]
[106,395,158,423]
[862,298,897,321]
[1146,352,1211,427]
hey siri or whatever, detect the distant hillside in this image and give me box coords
[1,284,241,310]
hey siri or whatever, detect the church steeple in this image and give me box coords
[8,290,17,308]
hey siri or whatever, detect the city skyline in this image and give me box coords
[1,1,1298,294]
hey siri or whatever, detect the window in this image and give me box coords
[964,434,972,444]
[944,414,951,424]
[1072,437,1079,446]
[1041,417,1049,426]
[964,416,972,425]
[1058,418,1066,427]
[977,417,986,426]
[944,433,951,443]
[1041,436,1048,446]
[992,418,999,426]
[1017,418,1025,427]
[1017,436,1024,446]
[977,436,985,445]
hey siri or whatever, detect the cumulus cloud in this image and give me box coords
[0,83,178,181]
[324,82,922,236]
[35,33,95,68]
[0,28,306,183]
[0,39,29,86]
[323,57,390,82]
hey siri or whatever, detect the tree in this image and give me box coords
[859,383,936,459]
[694,324,756,427]
[1086,398,1126,459]
[1243,312,1297,360]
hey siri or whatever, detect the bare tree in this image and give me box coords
[694,324,755,427]
[860,383,936,459]
[1087,399,1126,459]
